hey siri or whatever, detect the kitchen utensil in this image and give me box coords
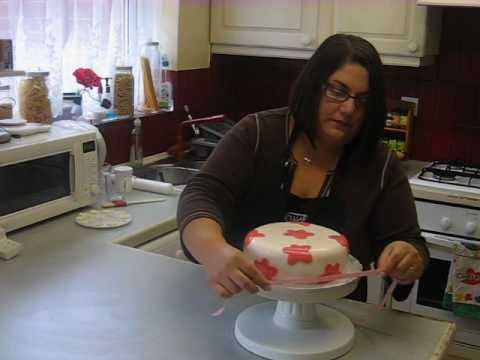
[102,198,165,208]
[109,165,133,200]
[132,176,180,195]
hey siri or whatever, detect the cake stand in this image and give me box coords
[234,256,362,360]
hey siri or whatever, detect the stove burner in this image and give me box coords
[432,169,457,181]
[417,161,480,190]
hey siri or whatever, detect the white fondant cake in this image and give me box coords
[244,222,350,282]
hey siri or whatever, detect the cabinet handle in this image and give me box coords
[300,34,313,46]
[408,41,419,53]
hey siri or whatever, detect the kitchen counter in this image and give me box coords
[401,159,430,179]
[0,189,454,360]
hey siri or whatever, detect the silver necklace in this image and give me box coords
[303,154,313,166]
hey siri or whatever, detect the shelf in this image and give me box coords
[0,70,26,78]
[384,127,407,133]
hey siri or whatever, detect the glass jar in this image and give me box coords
[18,71,52,123]
[113,66,134,116]
[141,41,162,107]
[0,84,15,120]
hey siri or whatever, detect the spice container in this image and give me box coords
[18,71,52,123]
[0,84,15,119]
[114,66,134,116]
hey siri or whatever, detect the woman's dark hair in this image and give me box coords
[288,33,386,161]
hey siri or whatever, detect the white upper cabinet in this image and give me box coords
[211,0,330,58]
[330,0,442,66]
[210,0,442,67]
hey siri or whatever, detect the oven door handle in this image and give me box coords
[422,232,479,248]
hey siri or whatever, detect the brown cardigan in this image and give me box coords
[177,107,428,300]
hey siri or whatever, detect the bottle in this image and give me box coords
[101,77,116,118]
[129,118,143,167]
[159,54,173,112]
[141,41,162,106]
[18,71,52,123]
[114,66,134,116]
[0,83,15,120]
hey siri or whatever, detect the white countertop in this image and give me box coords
[0,173,455,360]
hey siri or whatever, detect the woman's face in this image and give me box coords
[316,63,369,147]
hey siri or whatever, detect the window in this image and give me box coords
[0,0,161,116]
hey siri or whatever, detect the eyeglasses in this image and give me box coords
[323,83,369,108]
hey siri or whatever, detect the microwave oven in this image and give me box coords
[0,121,100,232]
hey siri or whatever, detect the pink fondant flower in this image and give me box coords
[254,258,279,280]
[282,244,313,265]
[329,235,350,249]
[244,229,265,248]
[284,229,315,240]
[323,263,341,276]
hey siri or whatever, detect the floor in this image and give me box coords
[444,356,469,360]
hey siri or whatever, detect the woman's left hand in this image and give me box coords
[377,241,425,285]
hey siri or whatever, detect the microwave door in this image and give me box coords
[0,152,71,217]
[70,153,75,195]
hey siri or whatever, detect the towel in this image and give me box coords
[443,242,480,320]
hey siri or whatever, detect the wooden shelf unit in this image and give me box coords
[383,99,415,160]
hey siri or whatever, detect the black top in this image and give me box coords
[177,107,428,302]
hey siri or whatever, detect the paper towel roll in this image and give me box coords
[132,177,180,195]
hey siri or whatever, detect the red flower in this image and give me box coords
[254,258,279,280]
[73,68,102,91]
[282,244,313,265]
[284,229,315,240]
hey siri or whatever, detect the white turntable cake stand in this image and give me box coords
[234,256,362,360]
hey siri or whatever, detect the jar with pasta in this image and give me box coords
[18,71,52,123]
[114,66,134,116]
[0,84,15,120]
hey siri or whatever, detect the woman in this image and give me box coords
[177,34,428,300]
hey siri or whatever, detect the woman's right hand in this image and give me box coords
[203,243,271,298]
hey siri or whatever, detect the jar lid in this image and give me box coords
[115,66,132,71]
[145,41,159,46]
[26,71,49,77]
[0,84,10,91]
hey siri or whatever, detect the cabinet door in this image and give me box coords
[331,0,441,66]
[211,0,320,49]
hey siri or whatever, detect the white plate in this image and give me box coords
[75,209,132,229]
[0,118,27,126]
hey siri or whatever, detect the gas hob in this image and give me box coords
[409,161,480,208]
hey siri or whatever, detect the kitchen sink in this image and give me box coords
[133,160,204,185]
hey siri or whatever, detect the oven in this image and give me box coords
[368,161,480,359]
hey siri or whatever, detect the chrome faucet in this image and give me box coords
[167,109,225,160]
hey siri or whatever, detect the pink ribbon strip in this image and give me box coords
[211,269,390,317]
[378,279,398,309]
[270,269,382,286]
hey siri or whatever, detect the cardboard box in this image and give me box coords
[0,39,13,70]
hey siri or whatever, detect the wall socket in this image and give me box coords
[400,96,419,117]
